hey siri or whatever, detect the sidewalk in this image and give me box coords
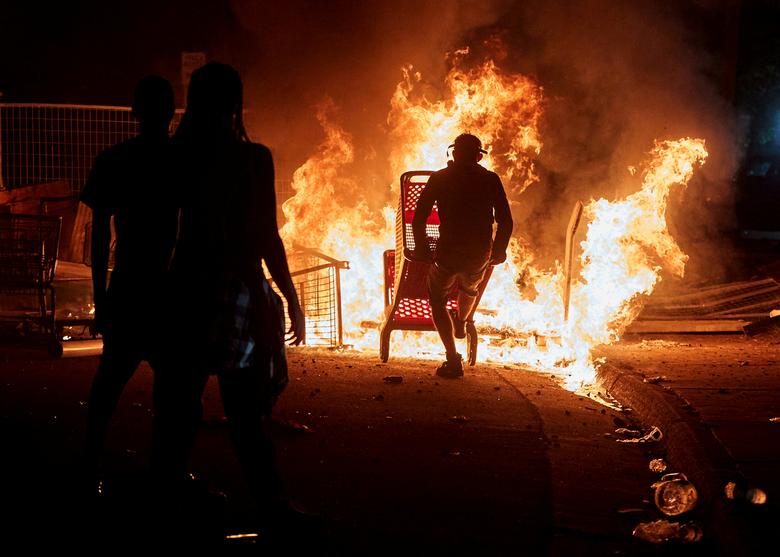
[599,334,780,555]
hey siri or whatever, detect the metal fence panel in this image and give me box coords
[0,103,184,192]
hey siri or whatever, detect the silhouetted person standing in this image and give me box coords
[411,133,513,378]
[156,62,309,538]
[81,76,177,488]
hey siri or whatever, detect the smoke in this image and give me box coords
[502,0,741,283]
[230,0,740,284]
[229,0,513,187]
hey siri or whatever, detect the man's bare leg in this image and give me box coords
[457,291,478,322]
[431,303,458,358]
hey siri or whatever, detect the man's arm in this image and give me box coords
[411,176,437,261]
[491,175,514,264]
[81,153,113,334]
[90,210,112,333]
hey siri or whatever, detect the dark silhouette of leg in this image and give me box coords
[431,302,458,358]
[456,290,478,323]
[218,368,283,513]
[151,363,209,485]
[84,336,141,480]
[427,263,459,359]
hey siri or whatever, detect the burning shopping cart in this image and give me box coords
[379,171,494,365]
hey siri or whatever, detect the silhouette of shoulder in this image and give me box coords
[81,137,144,212]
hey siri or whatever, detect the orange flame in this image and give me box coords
[280,49,708,391]
[388,48,543,196]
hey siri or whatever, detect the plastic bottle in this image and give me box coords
[633,520,703,544]
[653,473,698,515]
[725,481,767,505]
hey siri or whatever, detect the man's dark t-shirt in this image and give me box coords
[412,162,513,269]
[80,136,178,291]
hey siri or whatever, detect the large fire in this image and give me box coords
[280,49,708,390]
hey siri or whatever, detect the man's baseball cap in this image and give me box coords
[449,133,487,154]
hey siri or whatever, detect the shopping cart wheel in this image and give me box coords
[48,340,63,359]
[465,321,478,366]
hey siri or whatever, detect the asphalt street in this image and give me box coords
[1,340,772,554]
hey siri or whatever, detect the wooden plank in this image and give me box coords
[625,319,749,333]
[648,279,778,305]
[646,284,780,314]
[0,180,71,207]
[709,298,780,316]
[69,202,91,264]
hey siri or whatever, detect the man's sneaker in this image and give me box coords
[436,354,464,378]
[450,308,466,339]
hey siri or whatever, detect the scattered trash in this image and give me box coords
[653,473,698,515]
[737,360,750,367]
[383,375,403,384]
[649,458,668,473]
[644,376,669,384]
[769,417,780,423]
[225,532,259,541]
[450,415,470,423]
[637,340,692,350]
[271,418,314,434]
[615,427,641,436]
[633,519,702,544]
[725,481,767,505]
[617,426,663,444]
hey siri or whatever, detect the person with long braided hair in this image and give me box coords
[153,62,311,540]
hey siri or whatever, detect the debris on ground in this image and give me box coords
[450,415,470,423]
[653,473,698,515]
[649,458,668,473]
[616,426,663,444]
[616,507,647,514]
[270,418,315,434]
[383,375,403,384]
[637,340,692,350]
[643,376,669,384]
[769,417,780,423]
[725,481,767,505]
[633,519,702,544]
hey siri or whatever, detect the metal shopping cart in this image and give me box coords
[379,171,494,365]
[0,213,62,356]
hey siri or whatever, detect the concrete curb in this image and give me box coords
[597,362,754,556]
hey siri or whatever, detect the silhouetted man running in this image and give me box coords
[80,76,178,489]
[411,133,513,378]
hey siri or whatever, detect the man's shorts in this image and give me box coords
[427,258,490,310]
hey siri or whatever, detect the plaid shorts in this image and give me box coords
[427,258,489,309]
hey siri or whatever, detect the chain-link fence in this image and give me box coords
[0,103,185,192]
[0,103,298,200]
